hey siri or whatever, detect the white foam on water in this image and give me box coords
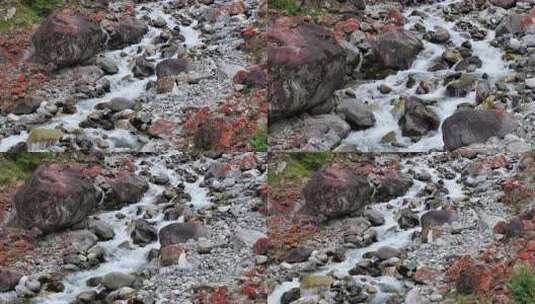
[0,131,29,152]
[268,279,300,304]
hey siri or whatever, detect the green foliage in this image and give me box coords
[269,0,301,15]
[453,294,479,304]
[0,3,42,32]
[268,152,332,186]
[23,0,65,17]
[0,0,74,32]
[0,157,27,186]
[250,127,268,152]
[0,152,53,186]
[9,152,53,172]
[291,152,330,172]
[507,264,535,304]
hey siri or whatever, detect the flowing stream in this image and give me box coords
[341,0,511,152]
[268,156,466,304]
[0,0,201,152]
[33,156,209,304]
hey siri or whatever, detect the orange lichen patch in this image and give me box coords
[195,286,230,304]
[0,227,36,267]
[241,25,259,39]
[521,9,535,30]
[0,26,49,110]
[447,253,514,302]
[81,165,103,178]
[253,238,272,255]
[447,255,476,282]
[267,184,301,216]
[259,183,268,205]
[147,119,176,138]
[472,154,510,175]
[446,200,535,302]
[386,8,406,26]
[239,266,268,300]
[500,152,535,207]
[240,26,266,57]
[267,215,318,260]
[212,0,248,18]
[318,14,340,28]
[333,17,360,41]
[184,89,267,151]
[501,178,534,206]
[225,154,259,175]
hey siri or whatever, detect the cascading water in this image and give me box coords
[268,155,466,304]
[32,155,210,304]
[341,0,511,152]
[0,0,201,153]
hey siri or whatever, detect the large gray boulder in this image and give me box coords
[398,97,440,138]
[156,58,189,77]
[104,175,149,210]
[442,110,517,150]
[268,17,346,121]
[363,29,423,78]
[32,9,103,69]
[302,163,372,221]
[106,16,148,50]
[496,13,526,37]
[338,100,376,130]
[13,163,100,233]
[158,222,207,247]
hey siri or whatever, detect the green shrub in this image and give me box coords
[507,263,535,304]
[0,3,41,32]
[268,153,332,186]
[23,0,65,16]
[0,0,70,32]
[269,0,301,15]
[250,127,268,152]
[0,152,52,186]
[0,157,27,186]
[291,152,330,172]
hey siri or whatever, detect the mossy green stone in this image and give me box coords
[27,128,63,144]
[301,275,333,289]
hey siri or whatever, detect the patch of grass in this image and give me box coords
[292,152,330,172]
[0,157,27,186]
[453,294,479,304]
[0,152,53,186]
[268,152,332,186]
[0,3,42,32]
[269,0,302,15]
[507,263,535,304]
[0,0,77,33]
[23,0,66,17]
[250,127,267,152]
